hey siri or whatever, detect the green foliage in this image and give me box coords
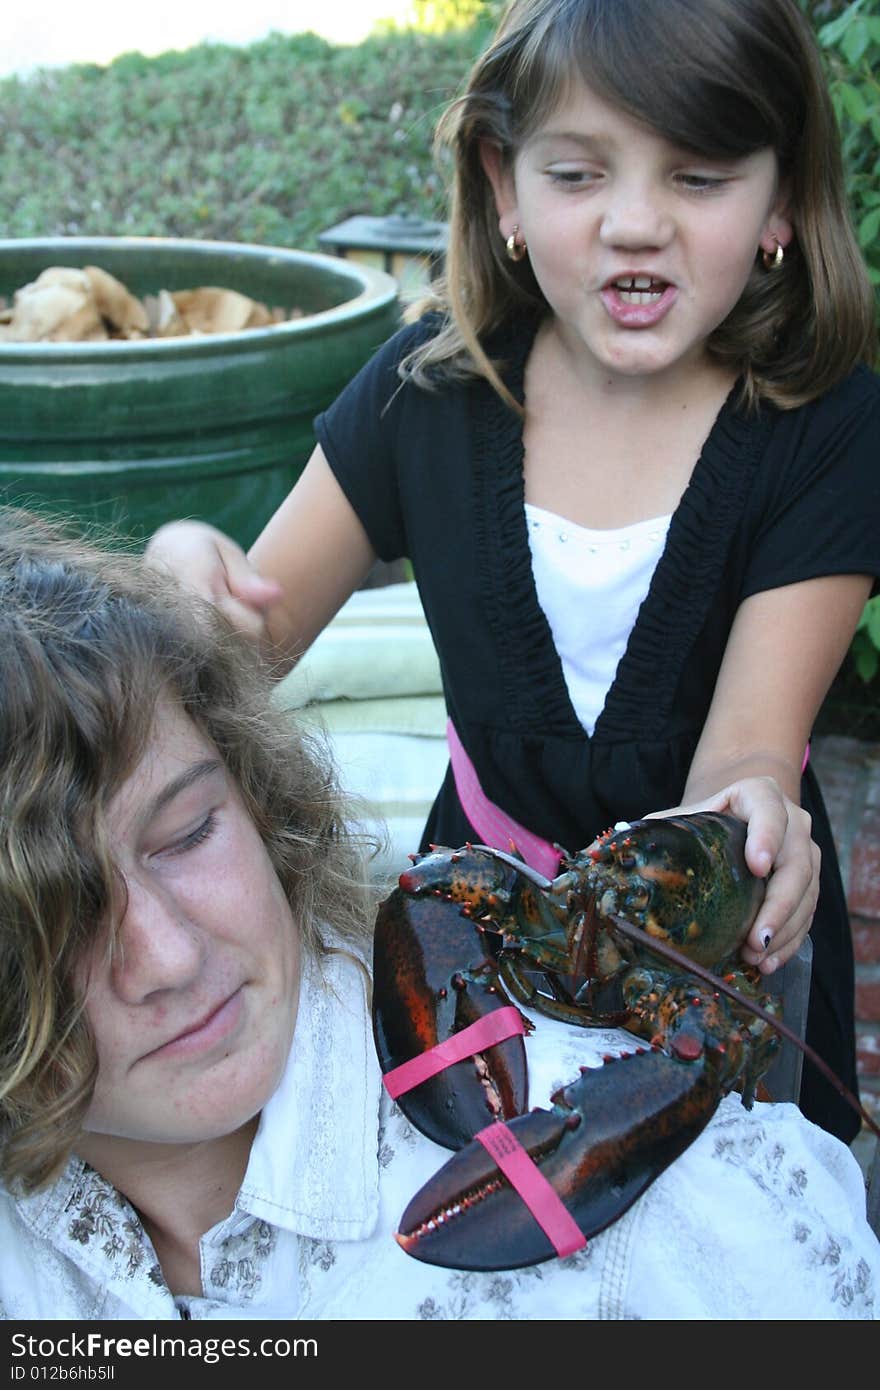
[803,2,880,701]
[819,1,880,691]
[812,0,880,294]
[408,0,498,32]
[0,29,482,247]
[852,597,880,683]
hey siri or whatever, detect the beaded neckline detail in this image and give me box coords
[524,503,672,551]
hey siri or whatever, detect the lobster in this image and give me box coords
[372,812,824,1272]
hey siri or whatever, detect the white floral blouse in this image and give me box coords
[1,947,877,1320]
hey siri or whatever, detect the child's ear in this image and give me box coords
[759,217,794,257]
[760,181,794,253]
[478,138,519,235]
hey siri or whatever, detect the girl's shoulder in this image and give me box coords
[784,361,880,423]
[340,308,450,402]
[740,364,880,541]
[760,361,880,466]
[387,307,448,359]
[820,360,880,406]
[318,310,450,428]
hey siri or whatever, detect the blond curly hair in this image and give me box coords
[0,508,375,1193]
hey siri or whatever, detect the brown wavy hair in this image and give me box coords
[406,0,876,410]
[0,508,375,1194]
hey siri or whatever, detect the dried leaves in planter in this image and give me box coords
[0,265,302,342]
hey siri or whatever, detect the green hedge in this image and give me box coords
[0,29,479,247]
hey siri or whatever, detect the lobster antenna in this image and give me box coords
[608,913,880,1143]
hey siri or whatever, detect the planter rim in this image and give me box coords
[0,235,399,361]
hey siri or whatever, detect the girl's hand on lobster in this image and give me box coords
[647,776,819,974]
[144,520,283,641]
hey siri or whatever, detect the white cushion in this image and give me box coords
[278,582,443,707]
[274,583,447,881]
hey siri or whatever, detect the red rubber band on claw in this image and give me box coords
[382,1006,525,1100]
[474,1121,587,1258]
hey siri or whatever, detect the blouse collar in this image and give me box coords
[236,942,382,1241]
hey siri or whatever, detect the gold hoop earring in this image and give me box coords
[506,226,527,262]
[762,241,784,271]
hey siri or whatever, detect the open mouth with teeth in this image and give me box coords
[611,275,667,304]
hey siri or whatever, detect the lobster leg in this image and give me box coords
[496,952,627,1027]
[396,1029,724,1271]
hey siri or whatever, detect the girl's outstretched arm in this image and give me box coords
[247,446,378,662]
[145,446,378,670]
[657,572,872,973]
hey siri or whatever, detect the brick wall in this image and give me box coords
[811,735,880,1135]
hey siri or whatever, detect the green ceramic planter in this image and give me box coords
[0,237,400,547]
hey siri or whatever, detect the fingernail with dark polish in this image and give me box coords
[761,930,773,950]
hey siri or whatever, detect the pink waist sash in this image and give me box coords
[446,719,562,878]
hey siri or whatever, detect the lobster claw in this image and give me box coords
[373,887,529,1150]
[395,1035,723,1271]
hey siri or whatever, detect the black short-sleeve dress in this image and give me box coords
[315,311,880,1143]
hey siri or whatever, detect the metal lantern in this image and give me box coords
[318,212,448,299]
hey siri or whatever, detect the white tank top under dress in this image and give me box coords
[524,502,672,737]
